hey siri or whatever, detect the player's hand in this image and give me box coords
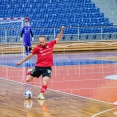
[16,62,22,66]
[61,26,65,31]
[20,38,22,42]
[32,37,34,41]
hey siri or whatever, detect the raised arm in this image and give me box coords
[55,26,65,43]
[16,53,33,66]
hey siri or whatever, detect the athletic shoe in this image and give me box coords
[37,93,45,100]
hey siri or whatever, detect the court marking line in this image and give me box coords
[0,61,116,68]
[50,79,116,82]
[91,107,117,117]
[49,89,112,105]
[0,77,113,105]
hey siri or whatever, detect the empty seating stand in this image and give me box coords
[0,0,116,41]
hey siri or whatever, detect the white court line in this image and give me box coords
[91,107,117,117]
[0,77,112,105]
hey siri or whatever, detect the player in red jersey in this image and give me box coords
[16,26,65,99]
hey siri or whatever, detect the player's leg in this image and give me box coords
[24,68,33,93]
[29,46,32,53]
[27,67,42,81]
[23,38,29,55]
[38,67,52,100]
[27,40,32,54]
[25,46,29,55]
[41,76,50,92]
[38,77,50,100]
[26,75,35,82]
[26,67,43,82]
[23,68,35,98]
[24,67,42,96]
[43,76,50,86]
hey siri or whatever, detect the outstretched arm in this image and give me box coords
[55,26,65,43]
[16,53,33,66]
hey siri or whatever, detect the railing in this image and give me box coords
[0,26,117,43]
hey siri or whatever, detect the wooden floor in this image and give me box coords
[1,52,117,117]
[0,78,117,117]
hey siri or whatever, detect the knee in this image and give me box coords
[43,77,50,85]
[44,78,49,82]
[26,75,33,82]
[26,78,31,82]
[26,79,30,82]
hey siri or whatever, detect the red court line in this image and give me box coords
[0,64,117,103]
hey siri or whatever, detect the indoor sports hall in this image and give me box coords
[1,0,117,117]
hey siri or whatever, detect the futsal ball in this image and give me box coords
[23,90,32,99]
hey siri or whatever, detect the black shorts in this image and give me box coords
[30,66,52,78]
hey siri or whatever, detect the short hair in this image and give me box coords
[25,20,29,23]
[39,36,46,40]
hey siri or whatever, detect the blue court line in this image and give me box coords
[0,59,116,67]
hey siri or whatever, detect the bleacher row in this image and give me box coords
[1,40,117,54]
[0,0,117,40]
[0,27,117,37]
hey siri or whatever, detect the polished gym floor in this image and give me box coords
[1,51,117,117]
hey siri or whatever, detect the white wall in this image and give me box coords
[91,0,117,25]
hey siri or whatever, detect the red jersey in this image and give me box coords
[32,40,56,67]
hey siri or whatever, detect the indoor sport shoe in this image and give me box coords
[37,93,45,100]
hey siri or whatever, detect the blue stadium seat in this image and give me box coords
[0,0,116,36]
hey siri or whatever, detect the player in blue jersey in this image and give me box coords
[20,20,34,55]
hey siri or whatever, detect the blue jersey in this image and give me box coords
[21,26,33,46]
[21,26,33,40]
